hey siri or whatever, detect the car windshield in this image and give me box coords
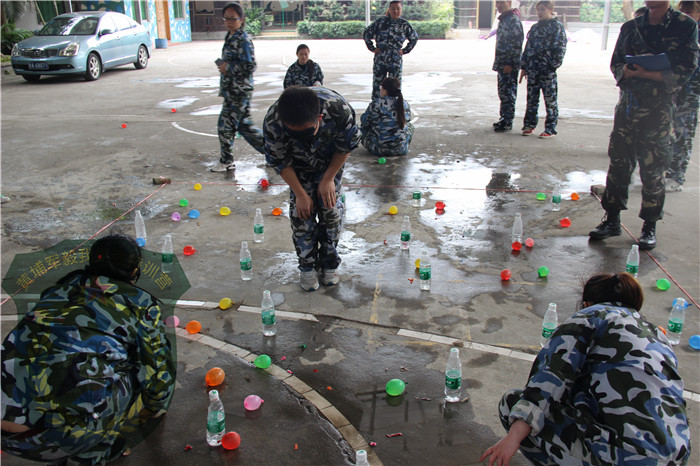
[38,16,99,36]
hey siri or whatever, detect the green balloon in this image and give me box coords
[179,199,189,207]
[656,279,671,291]
[537,266,549,277]
[385,378,406,396]
[536,192,546,201]
[378,157,386,164]
[254,354,272,369]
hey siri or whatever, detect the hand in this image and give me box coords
[519,69,526,83]
[374,48,381,55]
[295,191,314,220]
[503,65,513,74]
[623,63,646,79]
[217,62,227,74]
[479,435,522,466]
[318,178,336,209]
[399,49,404,55]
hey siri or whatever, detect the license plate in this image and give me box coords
[28,62,48,70]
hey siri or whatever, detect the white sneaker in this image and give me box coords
[300,270,319,291]
[0,194,9,204]
[210,162,235,172]
[321,268,339,286]
[666,181,683,192]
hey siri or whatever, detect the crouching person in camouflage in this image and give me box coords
[1,234,175,465]
[264,86,360,291]
[481,272,690,466]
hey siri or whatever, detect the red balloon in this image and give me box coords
[183,245,196,256]
[500,269,511,280]
[435,201,446,210]
[525,238,535,248]
[259,178,269,188]
[222,432,241,450]
[121,123,127,129]
[560,218,572,228]
[511,241,522,251]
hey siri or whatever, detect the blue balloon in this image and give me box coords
[136,237,146,247]
[188,209,200,219]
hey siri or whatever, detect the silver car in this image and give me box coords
[11,11,152,82]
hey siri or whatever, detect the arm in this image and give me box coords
[363,21,377,52]
[480,420,533,466]
[136,304,175,415]
[550,22,567,70]
[502,17,524,68]
[283,65,293,89]
[318,152,350,209]
[315,62,324,86]
[402,21,418,54]
[279,166,314,220]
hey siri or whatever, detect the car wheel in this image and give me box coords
[134,45,148,69]
[22,75,41,82]
[84,52,102,81]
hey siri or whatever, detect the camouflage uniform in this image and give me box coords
[667,19,700,185]
[1,273,175,465]
[218,28,264,164]
[263,87,360,271]
[602,8,698,221]
[499,303,690,465]
[521,17,567,134]
[283,60,324,89]
[363,15,418,99]
[492,9,524,127]
[360,96,414,156]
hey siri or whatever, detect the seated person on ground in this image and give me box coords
[360,76,414,156]
[283,43,324,89]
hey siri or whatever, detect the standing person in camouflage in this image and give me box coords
[283,44,324,89]
[589,1,698,250]
[360,76,414,156]
[492,1,524,132]
[1,234,175,464]
[519,1,567,139]
[363,1,418,100]
[666,0,700,191]
[263,86,360,291]
[212,2,264,172]
[481,272,690,465]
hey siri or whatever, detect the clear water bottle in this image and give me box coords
[261,290,277,336]
[667,298,687,345]
[444,347,462,403]
[240,241,253,281]
[161,234,173,274]
[400,216,411,250]
[540,303,558,347]
[551,184,561,212]
[340,185,346,206]
[412,178,421,207]
[512,213,523,244]
[419,248,431,291]
[625,244,639,278]
[254,208,264,243]
[134,210,147,247]
[356,449,370,466]
[206,389,225,446]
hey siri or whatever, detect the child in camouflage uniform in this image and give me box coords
[263,86,360,291]
[520,1,567,138]
[360,76,414,156]
[482,272,690,465]
[212,2,264,172]
[492,1,524,132]
[363,1,418,100]
[284,44,324,89]
[1,235,175,465]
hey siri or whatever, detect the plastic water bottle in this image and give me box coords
[551,184,561,211]
[400,216,411,250]
[419,248,431,291]
[667,298,687,345]
[206,389,225,446]
[512,213,523,244]
[444,347,462,403]
[134,210,147,247]
[240,241,253,281]
[356,449,370,466]
[412,179,421,207]
[340,185,346,206]
[254,208,264,243]
[161,234,173,274]
[261,290,277,336]
[540,303,558,347]
[625,244,639,278]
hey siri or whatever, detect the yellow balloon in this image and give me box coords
[220,206,231,216]
[389,206,398,215]
[194,183,202,191]
[415,258,420,269]
[219,298,233,310]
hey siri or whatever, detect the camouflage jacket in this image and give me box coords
[1,273,175,430]
[219,28,257,100]
[509,303,690,464]
[612,7,699,96]
[283,60,324,89]
[363,16,418,61]
[360,96,413,151]
[492,9,524,72]
[521,17,567,74]
[263,87,360,179]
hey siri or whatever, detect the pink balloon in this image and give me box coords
[171,212,181,221]
[244,394,263,411]
[165,316,179,328]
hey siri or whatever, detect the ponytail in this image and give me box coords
[380,76,406,128]
[581,272,644,311]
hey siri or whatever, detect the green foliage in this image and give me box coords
[244,6,263,36]
[1,0,31,24]
[297,19,451,39]
[1,23,34,56]
[304,1,454,23]
[412,20,452,37]
[580,0,646,22]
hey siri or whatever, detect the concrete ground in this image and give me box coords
[1,35,698,465]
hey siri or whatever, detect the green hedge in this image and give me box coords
[296,20,451,39]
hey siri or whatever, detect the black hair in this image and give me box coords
[295,44,315,82]
[278,86,321,127]
[581,272,644,311]
[296,43,309,54]
[85,234,142,283]
[381,76,406,128]
[222,2,246,27]
[678,1,700,14]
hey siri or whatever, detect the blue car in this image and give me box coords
[11,11,152,82]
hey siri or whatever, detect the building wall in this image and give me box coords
[168,1,192,42]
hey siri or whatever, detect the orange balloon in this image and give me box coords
[571,192,580,201]
[205,367,225,386]
[185,320,202,334]
[272,207,282,216]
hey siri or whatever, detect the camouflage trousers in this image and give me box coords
[218,95,264,164]
[361,122,414,156]
[497,70,519,125]
[523,70,559,134]
[290,171,345,271]
[372,56,402,100]
[667,90,699,184]
[602,91,672,222]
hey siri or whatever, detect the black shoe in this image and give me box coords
[493,123,512,132]
[638,221,656,250]
[589,213,621,240]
